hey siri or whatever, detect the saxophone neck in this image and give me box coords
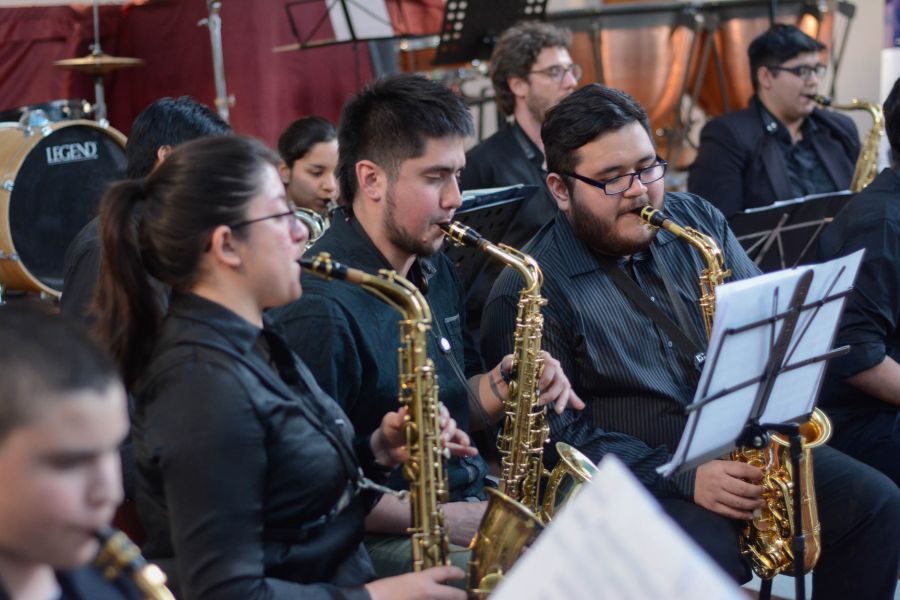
[441,221,542,292]
[300,253,431,323]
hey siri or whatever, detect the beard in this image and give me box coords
[384,191,439,258]
[569,194,657,257]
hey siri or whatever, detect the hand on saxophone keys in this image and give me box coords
[694,460,765,521]
[535,351,585,415]
[371,405,478,468]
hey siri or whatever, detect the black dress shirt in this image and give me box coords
[132,293,381,600]
[760,104,838,199]
[481,193,760,500]
[688,95,859,216]
[271,208,489,500]
[0,567,141,600]
[819,167,900,413]
[60,217,101,324]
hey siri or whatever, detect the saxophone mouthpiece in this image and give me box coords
[807,93,830,105]
[440,221,485,248]
[633,205,667,228]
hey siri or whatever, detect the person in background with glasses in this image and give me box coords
[92,135,475,600]
[459,20,582,339]
[688,24,859,217]
[482,83,900,599]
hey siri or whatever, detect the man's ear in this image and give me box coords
[278,160,291,184]
[547,172,572,212]
[156,145,173,166]
[756,66,773,91]
[355,160,386,203]
[207,225,243,268]
[508,75,529,100]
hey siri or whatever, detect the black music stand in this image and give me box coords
[730,190,854,273]
[443,185,536,291]
[431,0,548,66]
[658,252,863,600]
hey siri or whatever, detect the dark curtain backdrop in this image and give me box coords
[0,1,443,145]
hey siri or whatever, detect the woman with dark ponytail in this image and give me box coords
[94,136,469,600]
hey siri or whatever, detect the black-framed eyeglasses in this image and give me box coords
[767,63,826,80]
[561,158,668,196]
[229,209,297,230]
[529,63,583,84]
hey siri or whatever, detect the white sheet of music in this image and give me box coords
[328,0,393,42]
[658,250,864,477]
[492,455,743,600]
[761,249,863,425]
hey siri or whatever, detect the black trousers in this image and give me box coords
[827,406,900,489]
[660,445,900,600]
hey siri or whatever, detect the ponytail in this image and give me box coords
[94,178,164,388]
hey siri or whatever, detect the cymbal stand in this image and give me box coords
[90,0,108,122]
[199,0,234,123]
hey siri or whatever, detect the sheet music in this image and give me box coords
[659,251,864,476]
[328,0,393,41]
[761,249,864,424]
[658,268,805,476]
[492,455,744,600]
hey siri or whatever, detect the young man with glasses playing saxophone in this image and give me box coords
[688,24,860,217]
[483,83,900,599]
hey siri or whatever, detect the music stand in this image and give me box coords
[431,0,548,66]
[657,250,864,600]
[730,190,854,272]
[443,185,536,291]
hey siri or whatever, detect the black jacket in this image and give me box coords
[688,96,860,217]
[132,293,383,600]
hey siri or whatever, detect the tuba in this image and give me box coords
[812,94,885,193]
[94,526,176,600]
[301,252,450,570]
[635,205,830,580]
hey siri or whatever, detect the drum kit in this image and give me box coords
[0,0,141,301]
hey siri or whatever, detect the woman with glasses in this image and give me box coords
[93,135,469,600]
[688,24,859,217]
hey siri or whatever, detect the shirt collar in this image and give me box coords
[326,206,438,291]
[510,118,546,172]
[168,291,263,354]
[755,95,818,143]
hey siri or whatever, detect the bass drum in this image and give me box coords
[0,119,127,297]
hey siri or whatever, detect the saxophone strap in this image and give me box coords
[597,251,706,373]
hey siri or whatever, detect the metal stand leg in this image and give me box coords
[758,577,772,600]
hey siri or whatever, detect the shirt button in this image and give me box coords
[667,340,673,348]
[650,296,656,302]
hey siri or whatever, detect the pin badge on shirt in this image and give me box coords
[439,337,451,353]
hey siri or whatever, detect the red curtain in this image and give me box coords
[0,0,454,146]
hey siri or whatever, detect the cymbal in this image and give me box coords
[53,52,144,77]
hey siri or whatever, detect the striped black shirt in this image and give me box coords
[481,192,760,500]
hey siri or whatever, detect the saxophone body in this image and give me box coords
[301,252,450,570]
[812,94,885,193]
[294,206,327,250]
[635,205,829,580]
[441,221,548,511]
[94,527,176,600]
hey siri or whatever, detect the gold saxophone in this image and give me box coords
[94,527,176,600]
[812,94,885,193]
[635,205,831,580]
[441,222,596,597]
[300,252,450,570]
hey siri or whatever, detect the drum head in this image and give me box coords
[5,121,126,294]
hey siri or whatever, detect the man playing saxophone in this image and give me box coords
[688,25,860,217]
[271,74,582,582]
[481,83,900,599]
